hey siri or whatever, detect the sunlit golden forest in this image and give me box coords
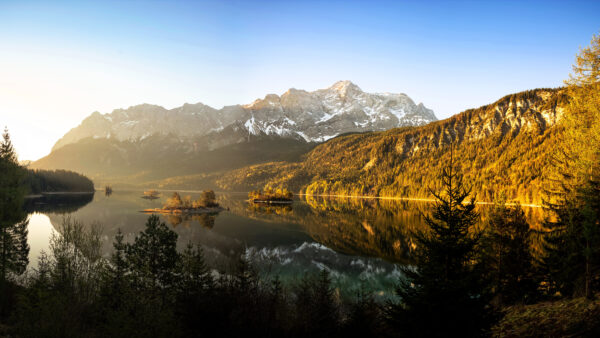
[219,89,569,205]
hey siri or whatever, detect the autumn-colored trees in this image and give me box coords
[164,190,218,210]
[248,187,293,201]
[542,33,600,299]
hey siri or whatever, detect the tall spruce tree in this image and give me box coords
[542,33,600,299]
[294,270,339,337]
[480,196,538,305]
[0,127,29,285]
[179,241,213,294]
[101,229,130,308]
[387,146,495,337]
[125,215,180,293]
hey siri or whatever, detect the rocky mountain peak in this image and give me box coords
[51,81,438,152]
[328,80,362,98]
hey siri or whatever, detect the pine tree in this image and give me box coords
[0,127,18,163]
[343,281,383,336]
[180,241,213,293]
[480,196,538,305]
[542,33,600,299]
[312,269,339,335]
[293,270,339,337]
[125,215,180,293]
[96,229,138,337]
[0,127,29,285]
[101,229,130,309]
[387,146,495,337]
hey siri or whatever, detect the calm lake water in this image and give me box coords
[24,191,545,299]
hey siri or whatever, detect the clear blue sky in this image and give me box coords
[1,0,598,160]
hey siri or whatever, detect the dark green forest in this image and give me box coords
[25,169,95,194]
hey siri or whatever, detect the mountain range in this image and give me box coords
[33,81,436,185]
[51,80,436,151]
[33,81,570,204]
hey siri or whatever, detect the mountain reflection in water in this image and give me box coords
[25,190,546,298]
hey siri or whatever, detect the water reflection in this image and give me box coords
[26,213,55,267]
[227,195,427,264]
[229,194,547,263]
[24,193,94,214]
[165,213,218,229]
[247,203,293,216]
[24,191,548,298]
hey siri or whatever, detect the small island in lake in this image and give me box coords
[141,189,160,199]
[248,187,293,204]
[141,190,224,214]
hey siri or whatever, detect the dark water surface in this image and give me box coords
[26,191,545,298]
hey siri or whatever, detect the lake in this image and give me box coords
[25,190,546,299]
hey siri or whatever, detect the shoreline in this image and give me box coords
[250,199,293,205]
[140,206,225,214]
[25,191,95,199]
[297,193,544,208]
[44,188,543,208]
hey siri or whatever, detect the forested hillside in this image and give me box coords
[25,169,95,194]
[220,88,569,204]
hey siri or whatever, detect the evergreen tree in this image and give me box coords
[14,218,103,337]
[293,270,339,337]
[265,275,288,335]
[480,196,538,305]
[176,242,216,336]
[294,273,315,334]
[542,33,600,299]
[343,284,383,337]
[101,229,130,308]
[387,147,496,337]
[125,215,181,293]
[179,241,213,294]
[0,127,18,163]
[99,229,141,337]
[0,127,29,296]
[312,269,339,335]
[123,216,181,336]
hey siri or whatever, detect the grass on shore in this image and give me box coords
[493,296,600,337]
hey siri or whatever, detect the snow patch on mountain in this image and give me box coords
[51,81,437,151]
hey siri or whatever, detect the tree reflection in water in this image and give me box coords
[237,194,548,264]
[24,193,94,214]
[165,213,218,229]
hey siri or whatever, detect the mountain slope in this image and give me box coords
[34,80,436,187]
[33,132,316,187]
[51,80,436,151]
[218,88,569,204]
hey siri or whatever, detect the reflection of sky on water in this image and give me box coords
[26,213,54,267]
[25,190,545,298]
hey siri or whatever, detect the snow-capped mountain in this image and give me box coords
[52,80,436,151]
